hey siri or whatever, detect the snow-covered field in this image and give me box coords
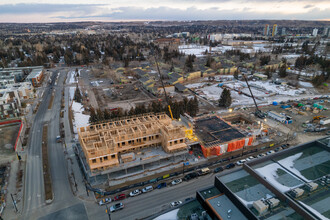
[249,81,306,96]
[179,44,273,56]
[188,78,317,107]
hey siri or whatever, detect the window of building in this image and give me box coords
[100,158,103,162]
[111,155,115,159]
[128,140,132,144]
[143,137,147,141]
[174,140,178,144]
[92,159,96,163]
[156,135,159,139]
[180,139,184,143]
[104,156,108,161]
[122,142,126,146]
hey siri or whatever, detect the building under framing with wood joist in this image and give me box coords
[78,113,188,173]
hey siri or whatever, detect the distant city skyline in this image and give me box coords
[0,0,329,23]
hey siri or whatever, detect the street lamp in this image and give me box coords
[228,108,233,113]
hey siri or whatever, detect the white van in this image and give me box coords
[142,185,153,193]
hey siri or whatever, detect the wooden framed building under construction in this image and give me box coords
[78,113,188,173]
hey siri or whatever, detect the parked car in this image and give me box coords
[197,168,210,175]
[183,172,198,181]
[157,182,167,189]
[258,153,266,158]
[170,201,182,207]
[109,203,124,212]
[214,167,224,173]
[129,189,141,197]
[171,179,182,186]
[142,186,153,193]
[266,150,275,155]
[98,197,111,206]
[236,159,246,166]
[226,163,235,169]
[185,197,194,202]
[274,147,281,152]
[114,194,126,201]
[248,156,255,160]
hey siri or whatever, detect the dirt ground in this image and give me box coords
[0,123,20,155]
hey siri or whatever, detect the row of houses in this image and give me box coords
[0,66,43,119]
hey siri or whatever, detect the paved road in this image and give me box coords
[23,70,59,217]
[83,170,234,220]
[23,69,87,220]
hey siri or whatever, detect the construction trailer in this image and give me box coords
[267,111,292,124]
[78,113,188,173]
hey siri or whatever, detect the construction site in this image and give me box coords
[76,109,274,187]
[77,113,189,184]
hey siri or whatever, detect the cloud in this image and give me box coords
[56,6,330,21]
[0,3,104,14]
[304,4,314,8]
[0,3,329,22]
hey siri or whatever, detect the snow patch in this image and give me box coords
[71,101,89,134]
[299,81,313,88]
[255,163,296,193]
[277,152,310,182]
[298,201,328,220]
[68,71,77,84]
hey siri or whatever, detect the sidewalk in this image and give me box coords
[62,85,95,203]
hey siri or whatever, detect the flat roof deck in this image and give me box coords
[219,169,275,204]
[195,116,245,144]
[207,194,248,220]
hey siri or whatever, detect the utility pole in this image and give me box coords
[10,194,18,212]
[105,204,111,220]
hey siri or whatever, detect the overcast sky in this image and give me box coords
[0,0,329,23]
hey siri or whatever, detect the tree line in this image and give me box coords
[89,96,199,124]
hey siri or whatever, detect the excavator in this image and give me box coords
[154,56,174,120]
[242,74,266,119]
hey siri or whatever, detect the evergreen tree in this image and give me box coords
[265,67,272,79]
[74,85,82,103]
[278,64,287,78]
[96,108,104,122]
[218,88,232,108]
[233,70,239,80]
[104,109,111,120]
[89,107,98,123]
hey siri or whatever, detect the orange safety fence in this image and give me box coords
[0,119,22,151]
[247,136,253,146]
[227,139,245,152]
[201,145,221,157]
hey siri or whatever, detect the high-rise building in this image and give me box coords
[272,24,278,37]
[264,24,270,36]
[281,28,286,36]
[323,27,329,37]
[312,28,318,37]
